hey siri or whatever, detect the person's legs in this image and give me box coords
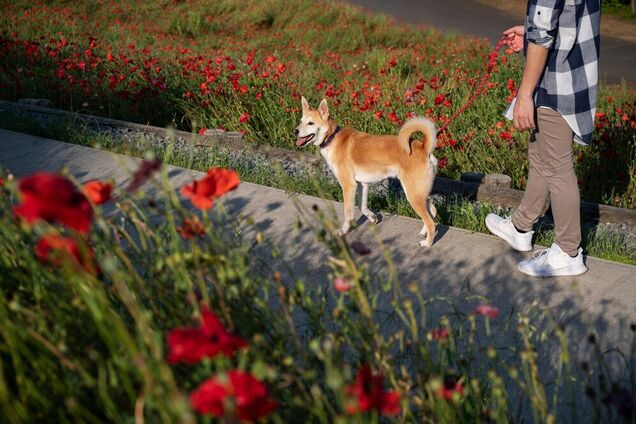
[486,107,583,260]
[516,107,587,277]
[485,110,547,252]
[530,108,581,256]
[511,125,549,232]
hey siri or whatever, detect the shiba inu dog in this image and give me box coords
[294,97,438,247]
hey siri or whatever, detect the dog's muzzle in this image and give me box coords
[296,133,315,147]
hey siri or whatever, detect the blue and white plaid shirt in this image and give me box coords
[506,0,600,145]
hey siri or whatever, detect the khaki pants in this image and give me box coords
[512,107,581,256]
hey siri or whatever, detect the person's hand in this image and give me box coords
[513,94,535,130]
[503,25,524,52]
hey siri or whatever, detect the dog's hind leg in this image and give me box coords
[402,176,436,247]
[418,198,438,237]
[360,183,378,224]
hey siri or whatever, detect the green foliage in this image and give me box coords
[0,166,634,422]
[603,0,635,19]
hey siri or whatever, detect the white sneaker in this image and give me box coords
[518,243,588,277]
[485,214,533,252]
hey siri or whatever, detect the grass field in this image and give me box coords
[1,0,635,208]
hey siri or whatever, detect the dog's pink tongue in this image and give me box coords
[295,138,304,146]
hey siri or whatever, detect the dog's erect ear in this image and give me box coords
[318,98,329,120]
[301,96,310,113]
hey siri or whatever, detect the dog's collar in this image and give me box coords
[319,126,342,149]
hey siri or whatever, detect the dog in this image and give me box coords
[294,97,438,247]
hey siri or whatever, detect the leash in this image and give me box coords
[437,35,509,135]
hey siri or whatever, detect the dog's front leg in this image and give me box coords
[360,183,377,224]
[335,181,357,236]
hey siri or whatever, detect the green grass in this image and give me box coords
[603,0,636,19]
[2,127,635,422]
[1,110,633,265]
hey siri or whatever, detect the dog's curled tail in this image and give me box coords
[397,117,437,156]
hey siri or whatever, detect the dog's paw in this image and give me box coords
[418,228,427,237]
[333,227,349,237]
[366,214,378,224]
[419,236,434,247]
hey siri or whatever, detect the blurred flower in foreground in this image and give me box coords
[603,386,635,419]
[333,276,353,293]
[190,370,277,421]
[178,216,205,239]
[437,377,464,401]
[35,234,97,274]
[350,241,371,256]
[14,172,93,234]
[474,304,499,319]
[430,328,450,341]
[127,158,162,192]
[83,180,113,205]
[345,364,400,416]
[167,305,246,364]
[181,167,240,210]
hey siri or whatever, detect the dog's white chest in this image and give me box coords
[320,148,338,174]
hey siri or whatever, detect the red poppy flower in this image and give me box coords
[333,277,352,293]
[499,131,512,141]
[430,328,450,341]
[388,111,400,124]
[181,168,240,210]
[127,158,162,192]
[434,94,446,105]
[83,180,112,205]
[345,365,400,416]
[198,128,207,135]
[178,216,205,239]
[166,305,246,364]
[13,172,93,234]
[475,304,499,319]
[437,378,464,400]
[35,234,96,273]
[239,112,250,123]
[190,370,277,421]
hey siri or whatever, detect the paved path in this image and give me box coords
[1,129,634,398]
[345,0,636,84]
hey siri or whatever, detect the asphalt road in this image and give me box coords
[345,0,636,84]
